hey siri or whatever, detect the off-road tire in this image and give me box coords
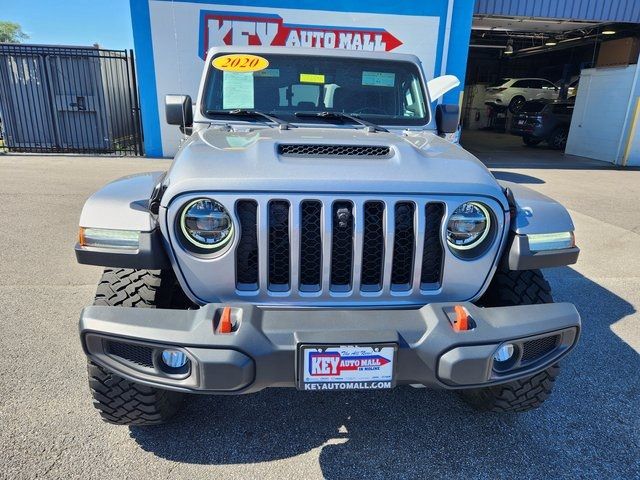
[522,135,542,147]
[87,360,183,425]
[88,268,189,425]
[458,365,560,413]
[94,268,192,309]
[459,267,559,413]
[476,268,553,308]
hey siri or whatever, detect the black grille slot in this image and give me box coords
[299,201,323,291]
[278,144,391,157]
[522,335,559,362]
[421,203,445,287]
[107,341,154,368]
[236,200,259,289]
[268,201,290,289]
[391,202,415,289]
[361,201,385,290]
[330,201,354,289]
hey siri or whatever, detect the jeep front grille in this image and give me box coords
[235,197,445,296]
[267,200,291,290]
[278,144,391,157]
[299,200,323,289]
[235,200,259,289]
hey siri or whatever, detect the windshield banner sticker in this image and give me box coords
[362,71,396,87]
[200,10,403,59]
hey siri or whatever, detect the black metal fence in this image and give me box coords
[0,44,143,155]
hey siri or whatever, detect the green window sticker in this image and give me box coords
[222,71,254,109]
[362,71,395,87]
[254,68,280,78]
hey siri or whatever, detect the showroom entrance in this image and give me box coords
[460,3,640,168]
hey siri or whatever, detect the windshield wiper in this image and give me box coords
[205,109,293,129]
[294,111,388,132]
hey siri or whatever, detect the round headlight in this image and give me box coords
[447,202,491,251]
[180,199,234,250]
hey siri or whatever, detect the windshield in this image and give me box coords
[489,78,510,88]
[202,53,429,126]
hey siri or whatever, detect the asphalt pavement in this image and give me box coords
[0,135,638,479]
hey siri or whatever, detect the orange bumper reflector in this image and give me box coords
[218,306,233,334]
[453,305,469,332]
[78,227,86,246]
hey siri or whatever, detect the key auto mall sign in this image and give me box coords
[200,10,403,59]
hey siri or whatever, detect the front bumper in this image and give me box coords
[79,302,580,394]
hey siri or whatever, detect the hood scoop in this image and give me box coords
[277,144,392,158]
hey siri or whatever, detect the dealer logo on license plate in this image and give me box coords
[299,344,396,391]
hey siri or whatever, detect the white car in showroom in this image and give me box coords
[485,78,559,113]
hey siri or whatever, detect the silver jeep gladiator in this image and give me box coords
[76,47,581,425]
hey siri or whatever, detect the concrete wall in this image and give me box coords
[130,0,475,157]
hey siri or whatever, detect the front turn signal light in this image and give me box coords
[78,227,140,250]
[527,231,575,252]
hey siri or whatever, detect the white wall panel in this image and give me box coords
[565,66,638,164]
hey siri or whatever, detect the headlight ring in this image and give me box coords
[446,201,495,258]
[179,198,234,253]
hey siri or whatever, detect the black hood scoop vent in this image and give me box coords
[278,144,391,158]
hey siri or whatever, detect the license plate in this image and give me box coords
[298,344,396,391]
[517,120,525,125]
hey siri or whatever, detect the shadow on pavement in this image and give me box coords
[460,129,640,171]
[491,170,545,184]
[129,267,639,478]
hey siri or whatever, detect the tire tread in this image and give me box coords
[87,268,186,425]
[459,267,558,413]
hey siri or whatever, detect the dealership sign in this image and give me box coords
[199,10,403,59]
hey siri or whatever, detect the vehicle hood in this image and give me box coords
[161,126,507,209]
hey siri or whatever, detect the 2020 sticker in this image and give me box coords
[212,54,269,72]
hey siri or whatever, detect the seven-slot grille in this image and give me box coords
[236,198,445,295]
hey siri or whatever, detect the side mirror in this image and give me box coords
[165,94,193,130]
[435,104,460,134]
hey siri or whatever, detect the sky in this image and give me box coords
[1,0,134,49]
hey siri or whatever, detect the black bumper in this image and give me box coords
[79,302,580,394]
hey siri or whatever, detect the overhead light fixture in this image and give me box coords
[504,39,514,55]
[545,37,558,46]
[602,29,616,35]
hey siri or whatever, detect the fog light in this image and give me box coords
[161,349,188,368]
[493,344,515,363]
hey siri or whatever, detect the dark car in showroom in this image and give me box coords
[511,99,575,150]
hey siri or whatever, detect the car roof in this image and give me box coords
[205,45,423,66]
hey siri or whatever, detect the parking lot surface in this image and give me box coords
[1,141,639,479]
